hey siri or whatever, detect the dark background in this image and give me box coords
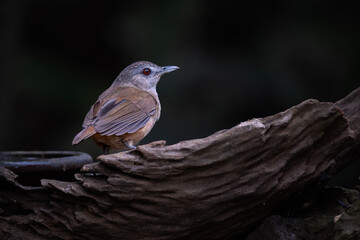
[0,0,359,158]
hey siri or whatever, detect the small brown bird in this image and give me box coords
[72,61,179,153]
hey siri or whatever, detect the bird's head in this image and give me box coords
[113,61,179,93]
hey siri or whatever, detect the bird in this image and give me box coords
[72,61,179,154]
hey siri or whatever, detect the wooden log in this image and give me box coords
[1,88,360,240]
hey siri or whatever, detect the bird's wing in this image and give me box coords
[83,88,158,136]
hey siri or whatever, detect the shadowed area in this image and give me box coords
[0,1,359,159]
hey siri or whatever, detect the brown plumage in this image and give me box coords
[72,61,179,153]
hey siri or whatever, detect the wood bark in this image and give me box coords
[1,88,360,240]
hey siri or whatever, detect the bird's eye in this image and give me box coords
[143,68,151,75]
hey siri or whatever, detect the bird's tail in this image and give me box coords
[72,126,96,145]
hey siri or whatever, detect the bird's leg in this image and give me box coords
[124,141,137,150]
[102,144,110,154]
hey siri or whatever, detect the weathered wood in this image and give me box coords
[1,88,360,240]
[334,88,360,171]
[245,186,360,239]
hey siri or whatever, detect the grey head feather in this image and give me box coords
[111,61,179,94]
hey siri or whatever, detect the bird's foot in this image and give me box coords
[124,141,137,150]
[102,144,110,154]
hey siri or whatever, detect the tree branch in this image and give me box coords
[1,88,360,240]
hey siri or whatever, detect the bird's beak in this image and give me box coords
[160,66,180,74]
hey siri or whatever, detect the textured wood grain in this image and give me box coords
[1,88,360,240]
